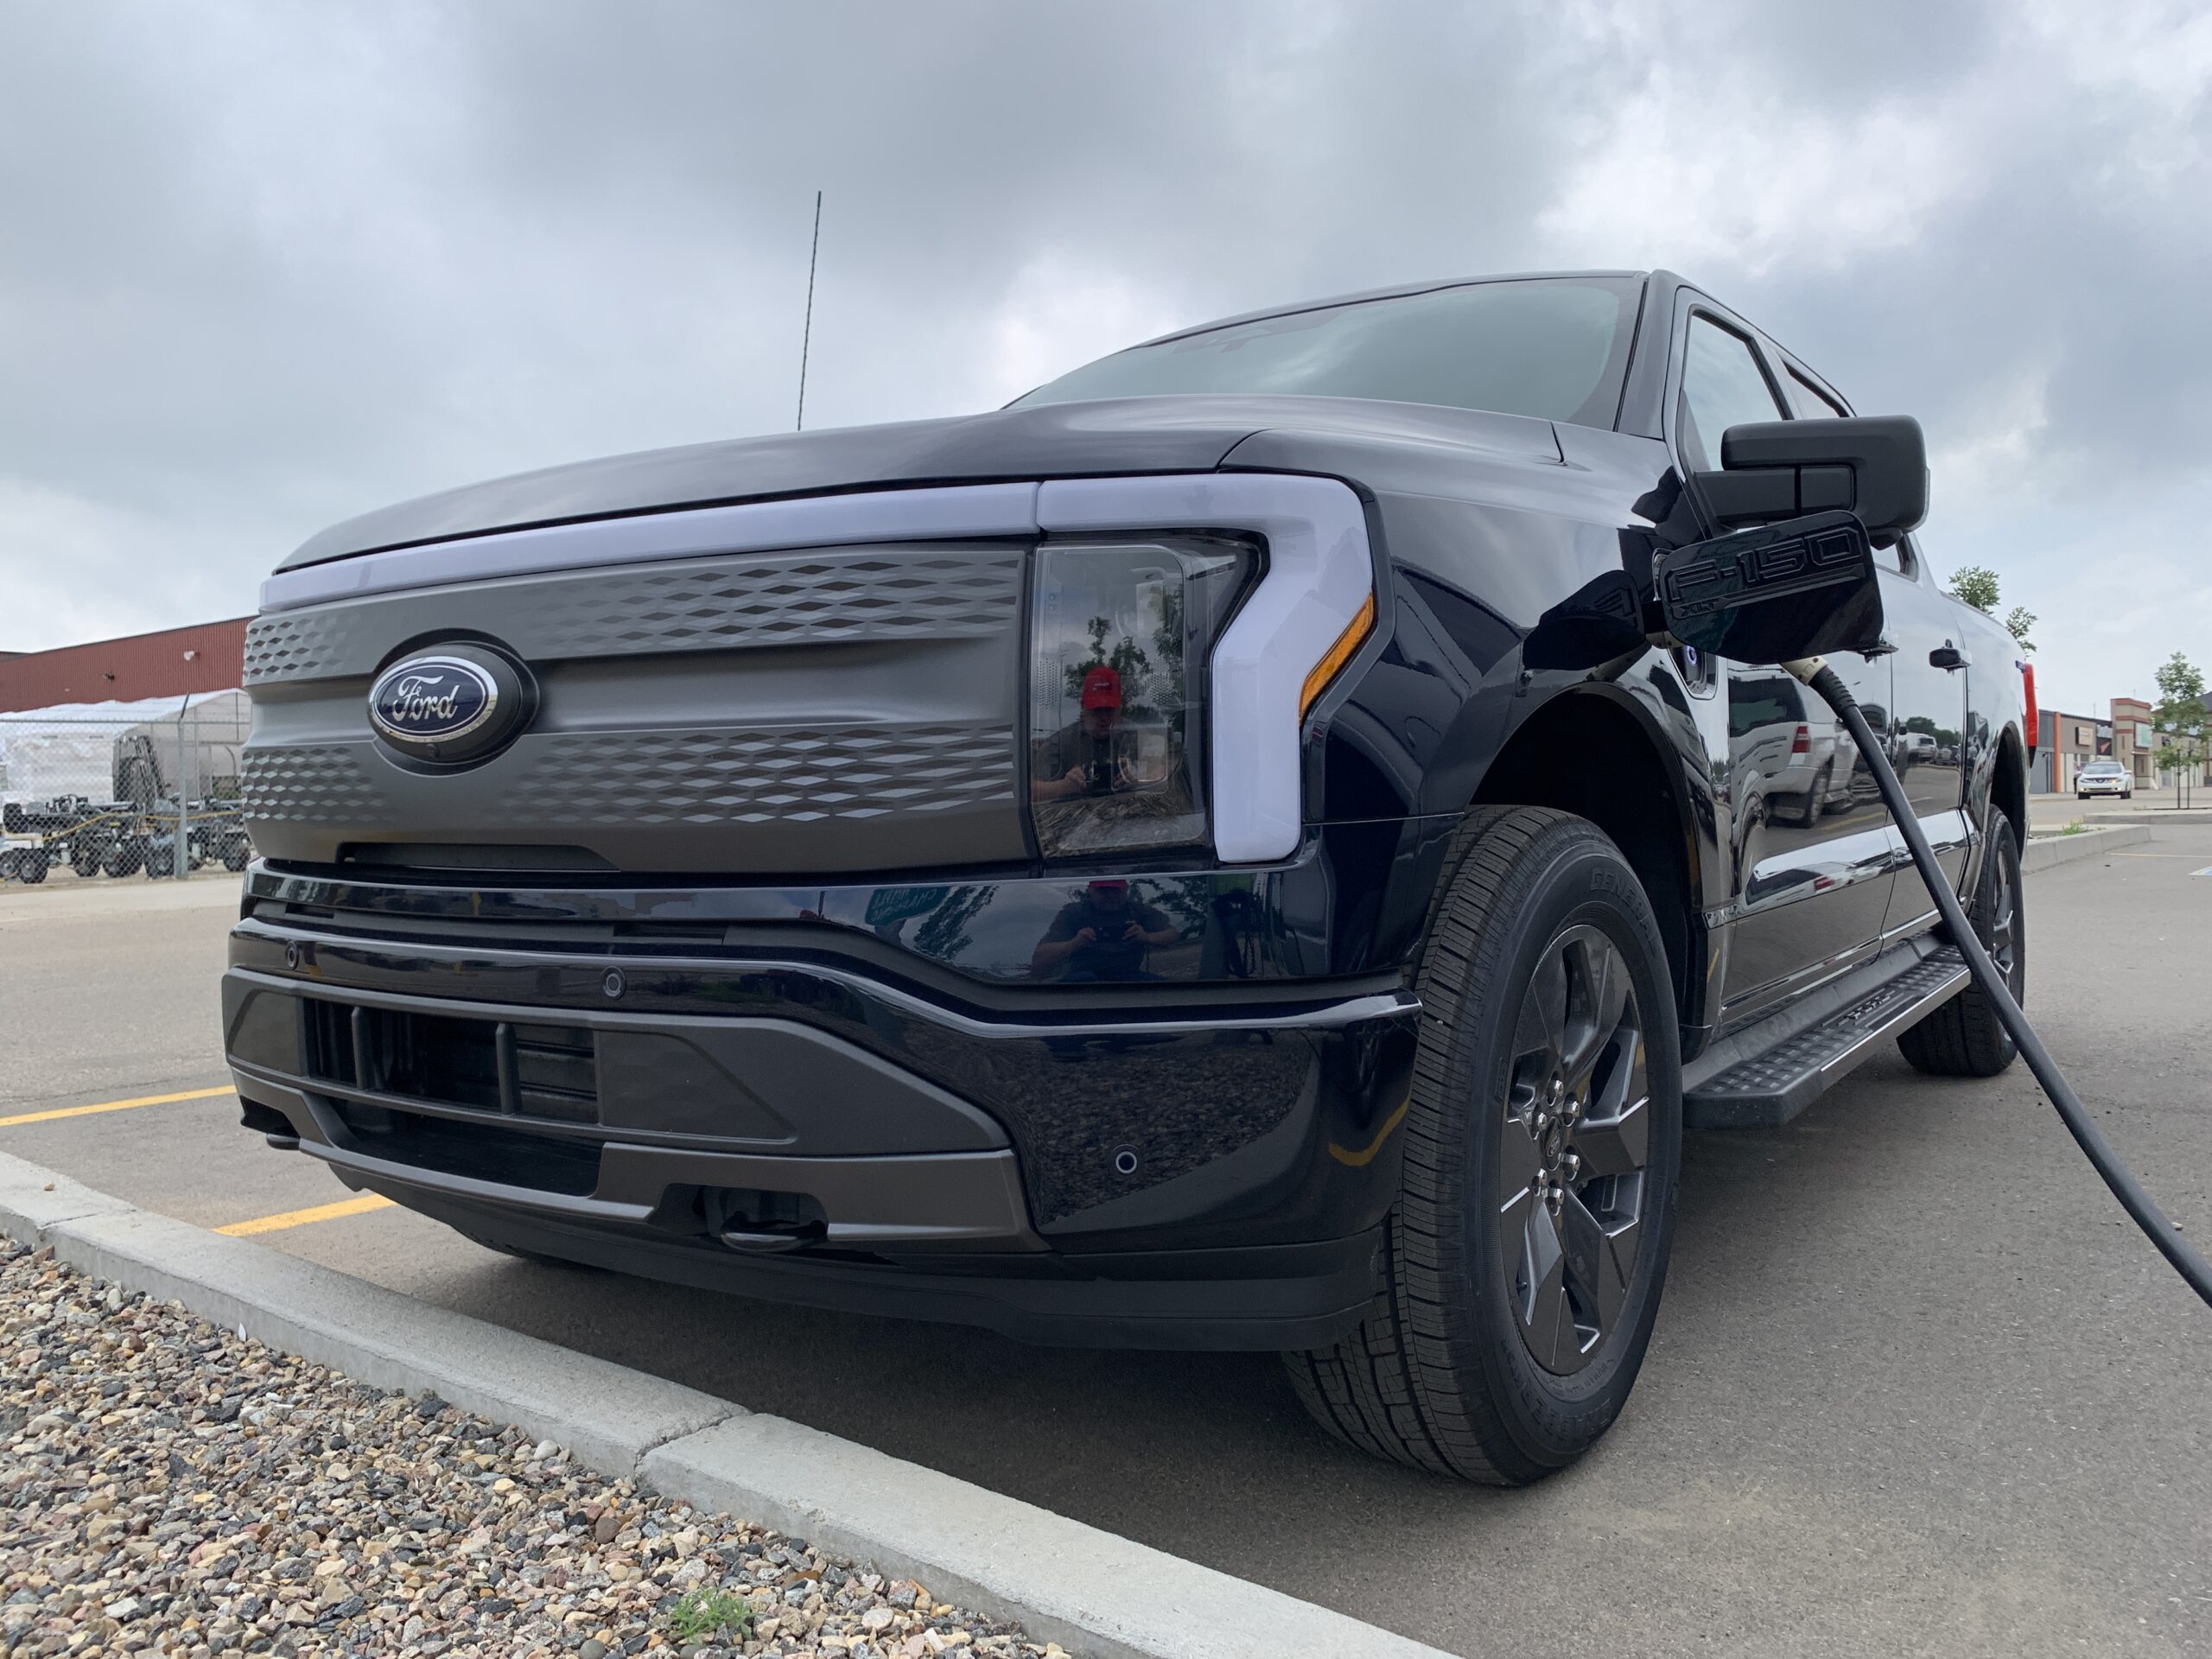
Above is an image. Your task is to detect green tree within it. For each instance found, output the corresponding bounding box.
[1948,566,2036,650]
[1948,566,2001,613]
[2152,651,2208,804]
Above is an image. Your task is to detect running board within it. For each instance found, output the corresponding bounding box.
[1685,946,1969,1129]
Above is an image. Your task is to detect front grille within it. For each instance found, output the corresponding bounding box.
[242,548,1023,685]
[237,539,1029,876]
[327,1100,601,1196]
[301,1000,598,1124]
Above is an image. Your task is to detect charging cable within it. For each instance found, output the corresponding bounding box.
[1783,656,2211,1308]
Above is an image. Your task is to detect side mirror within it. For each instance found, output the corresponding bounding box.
[1695,415,1929,544]
[1654,509,1886,666]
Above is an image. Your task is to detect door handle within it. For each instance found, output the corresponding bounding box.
[1929,642,1969,671]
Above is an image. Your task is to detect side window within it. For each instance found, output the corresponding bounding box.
[1676,315,1786,472]
[1785,368,1847,419]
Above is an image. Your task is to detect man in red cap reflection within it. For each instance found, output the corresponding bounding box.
[1030,664,1134,802]
[1030,877,1179,980]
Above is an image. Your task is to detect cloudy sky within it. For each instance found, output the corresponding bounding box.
[3,0,2208,715]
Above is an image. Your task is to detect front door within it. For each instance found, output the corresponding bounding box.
[1672,306,1900,1021]
[1878,541,1972,937]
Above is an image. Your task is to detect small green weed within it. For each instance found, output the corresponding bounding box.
[663,1586,755,1643]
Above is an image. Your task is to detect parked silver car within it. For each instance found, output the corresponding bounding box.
[2077,758,2133,799]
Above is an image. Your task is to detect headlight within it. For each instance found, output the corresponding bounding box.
[1027,537,1255,859]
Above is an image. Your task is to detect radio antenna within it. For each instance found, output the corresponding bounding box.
[796,190,822,431]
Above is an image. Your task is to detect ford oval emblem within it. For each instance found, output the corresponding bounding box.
[367,649,531,764]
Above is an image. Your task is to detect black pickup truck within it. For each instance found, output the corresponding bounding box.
[223,270,2030,1483]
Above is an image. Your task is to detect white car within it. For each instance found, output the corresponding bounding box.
[2076,760,2133,799]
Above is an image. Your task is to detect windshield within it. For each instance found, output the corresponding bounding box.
[1013,276,1642,429]
[2084,762,2125,774]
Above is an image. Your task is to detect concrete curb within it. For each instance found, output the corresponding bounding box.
[2021,823,2150,874]
[0,1149,1450,1659]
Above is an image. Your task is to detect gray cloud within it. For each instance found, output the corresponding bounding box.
[3,0,2206,712]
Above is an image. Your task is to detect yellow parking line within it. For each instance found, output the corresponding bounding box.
[0,1084,235,1129]
[216,1193,396,1236]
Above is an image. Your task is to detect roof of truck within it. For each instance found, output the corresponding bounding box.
[1133,270,1656,349]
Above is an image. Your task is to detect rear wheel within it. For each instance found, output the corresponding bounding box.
[1791,763,1830,828]
[17,847,49,885]
[1285,806,1682,1484]
[1898,814,2023,1077]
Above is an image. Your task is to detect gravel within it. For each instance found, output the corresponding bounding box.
[0,1238,1065,1659]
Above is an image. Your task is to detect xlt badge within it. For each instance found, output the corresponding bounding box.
[367,645,533,765]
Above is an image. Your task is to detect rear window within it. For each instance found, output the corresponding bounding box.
[1013,276,1642,429]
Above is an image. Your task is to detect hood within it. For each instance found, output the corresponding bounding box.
[278,394,1569,572]
[279,397,1287,571]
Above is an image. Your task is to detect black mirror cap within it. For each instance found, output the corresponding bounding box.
[1654,510,1886,666]
[1698,415,1929,545]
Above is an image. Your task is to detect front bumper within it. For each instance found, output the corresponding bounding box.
[223,887,1418,1350]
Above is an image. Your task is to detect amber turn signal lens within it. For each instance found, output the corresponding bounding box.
[1300,591,1376,716]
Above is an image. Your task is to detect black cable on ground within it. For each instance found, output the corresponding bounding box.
[1791,658,2212,1308]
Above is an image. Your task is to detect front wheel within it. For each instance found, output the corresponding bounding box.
[1285,806,1682,1484]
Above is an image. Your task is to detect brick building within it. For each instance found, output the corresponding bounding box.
[0,619,250,714]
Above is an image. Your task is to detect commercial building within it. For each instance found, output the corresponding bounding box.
[2035,698,2206,795]
[0,620,249,714]
[2033,707,2106,794]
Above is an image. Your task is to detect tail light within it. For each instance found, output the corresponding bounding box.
[2023,663,2038,751]
[1027,537,1255,860]
[1791,723,1810,755]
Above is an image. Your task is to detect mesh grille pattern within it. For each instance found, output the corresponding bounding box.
[496,726,1015,826]
[242,549,1022,685]
[239,747,393,823]
[527,551,1020,658]
[242,610,377,685]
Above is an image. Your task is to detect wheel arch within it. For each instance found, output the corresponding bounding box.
[1465,683,1708,1041]
[1990,723,2028,851]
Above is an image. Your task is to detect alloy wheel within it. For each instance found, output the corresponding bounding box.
[1986,847,2018,986]
[1496,924,1652,1376]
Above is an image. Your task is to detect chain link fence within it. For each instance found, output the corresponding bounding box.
[0,692,253,887]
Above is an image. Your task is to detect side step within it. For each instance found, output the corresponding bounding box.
[1685,944,1968,1129]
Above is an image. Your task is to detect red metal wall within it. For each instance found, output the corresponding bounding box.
[0,619,251,713]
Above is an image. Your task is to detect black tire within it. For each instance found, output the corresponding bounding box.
[1898,814,2023,1077]
[221,833,251,873]
[1284,806,1683,1484]
[104,840,144,879]
[1792,763,1829,829]
[18,847,49,885]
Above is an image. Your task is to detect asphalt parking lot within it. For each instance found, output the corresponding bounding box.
[4,822,2209,1657]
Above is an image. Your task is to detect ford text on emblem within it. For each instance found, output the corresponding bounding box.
[367,648,531,764]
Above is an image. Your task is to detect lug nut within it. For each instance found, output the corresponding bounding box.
[1534,1111,1549,1134]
